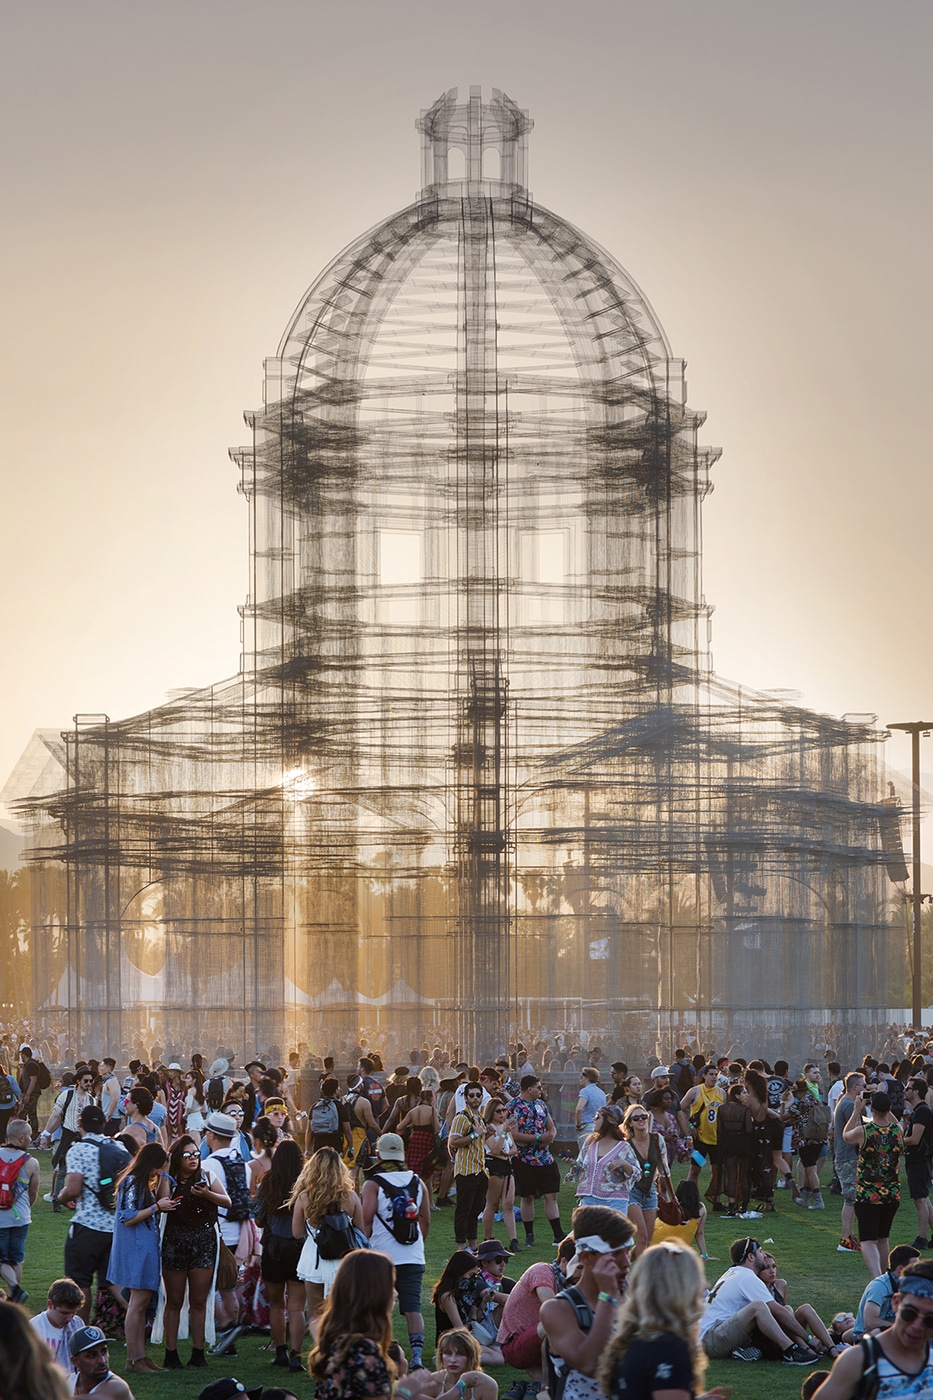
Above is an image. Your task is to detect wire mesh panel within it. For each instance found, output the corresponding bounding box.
[12,88,902,1064]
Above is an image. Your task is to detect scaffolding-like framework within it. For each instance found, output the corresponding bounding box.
[9,88,904,1063]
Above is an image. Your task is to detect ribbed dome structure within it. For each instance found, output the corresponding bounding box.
[9,88,899,1064]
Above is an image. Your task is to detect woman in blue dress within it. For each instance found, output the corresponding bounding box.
[108,1142,175,1374]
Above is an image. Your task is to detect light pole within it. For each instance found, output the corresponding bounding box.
[887,721,933,1029]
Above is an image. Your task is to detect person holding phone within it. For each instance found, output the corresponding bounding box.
[160,1134,230,1369]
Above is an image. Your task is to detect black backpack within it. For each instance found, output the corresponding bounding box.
[35,1062,52,1091]
[206,1077,226,1112]
[852,1334,881,1400]
[371,1171,421,1245]
[545,1285,594,1400]
[314,1201,359,1261]
[220,1152,252,1222]
[93,1138,132,1212]
[0,1078,17,1110]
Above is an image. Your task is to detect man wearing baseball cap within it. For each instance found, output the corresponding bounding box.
[361,1132,431,1370]
[203,1111,247,1354]
[195,1379,263,1400]
[68,1324,135,1397]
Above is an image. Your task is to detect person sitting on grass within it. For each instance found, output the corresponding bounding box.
[495,1236,575,1400]
[29,1277,85,1372]
[401,1328,498,1400]
[68,1325,136,1399]
[757,1251,845,1357]
[432,1251,503,1365]
[809,1258,933,1399]
[698,1236,819,1365]
[539,1204,636,1400]
[852,1243,920,1339]
[597,1241,729,1400]
[650,1179,716,1259]
[0,1300,71,1400]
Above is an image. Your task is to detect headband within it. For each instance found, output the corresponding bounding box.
[898,1276,933,1301]
[568,1233,633,1276]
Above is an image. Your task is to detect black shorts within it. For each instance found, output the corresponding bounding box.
[906,1157,932,1201]
[693,1141,719,1164]
[261,1232,303,1285]
[798,1142,824,1168]
[64,1222,113,1289]
[512,1159,561,1199]
[855,1199,899,1242]
[488,1157,513,1180]
[162,1223,217,1273]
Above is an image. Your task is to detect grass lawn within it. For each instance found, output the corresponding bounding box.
[17,1154,902,1398]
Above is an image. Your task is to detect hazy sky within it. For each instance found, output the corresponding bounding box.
[2,0,932,818]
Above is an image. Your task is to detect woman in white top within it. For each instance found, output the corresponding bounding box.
[481,1099,518,1248]
[183,1071,206,1142]
[573,1105,637,1212]
[291,1145,363,1335]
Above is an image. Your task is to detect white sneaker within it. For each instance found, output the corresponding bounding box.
[43,1193,55,1203]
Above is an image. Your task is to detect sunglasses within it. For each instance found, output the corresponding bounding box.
[180,1150,200,1159]
[899,1305,933,1329]
[629,1113,648,1123]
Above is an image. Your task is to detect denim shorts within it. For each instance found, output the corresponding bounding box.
[0,1224,29,1265]
[628,1180,658,1210]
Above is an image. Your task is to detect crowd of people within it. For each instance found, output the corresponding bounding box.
[2,1029,933,1397]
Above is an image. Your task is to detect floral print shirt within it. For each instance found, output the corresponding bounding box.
[856,1119,902,1205]
[506,1096,555,1166]
[315,1337,392,1400]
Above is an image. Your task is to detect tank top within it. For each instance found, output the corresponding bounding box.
[694,1084,724,1145]
[875,1340,933,1397]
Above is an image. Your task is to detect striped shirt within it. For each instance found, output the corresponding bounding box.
[451,1108,488,1176]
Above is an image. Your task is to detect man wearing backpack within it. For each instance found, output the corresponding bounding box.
[362,1132,432,1371]
[811,1258,933,1399]
[0,1064,20,1141]
[58,1104,131,1322]
[39,1066,99,1209]
[310,1076,352,1156]
[203,1110,251,1355]
[0,1117,39,1303]
[539,1203,635,1400]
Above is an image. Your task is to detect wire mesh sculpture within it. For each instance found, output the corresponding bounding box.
[9,88,904,1063]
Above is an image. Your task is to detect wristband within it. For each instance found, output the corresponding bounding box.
[598,1290,620,1306]
[457,1382,466,1397]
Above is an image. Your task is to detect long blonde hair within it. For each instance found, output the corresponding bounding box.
[288,1144,354,1226]
[597,1242,707,1395]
